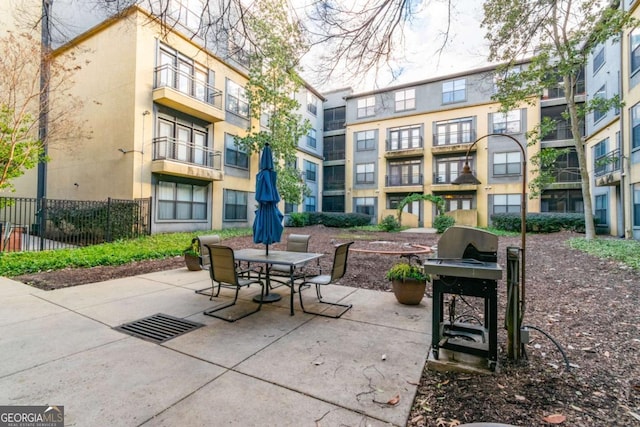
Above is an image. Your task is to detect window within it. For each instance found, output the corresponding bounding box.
[224,134,248,169]
[541,189,584,213]
[442,79,466,103]
[357,96,375,118]
[435,156,467,184]
[634,184,640,226]
[304,195,316,212]
[595,194,608,226]
[307,128,317,148]
[323,165,345,191]
[632,103,640,150]
[356,163,375,184]
[156,45,216,106]
[593,46,605,74]
[224,189,248,220]
[388,126,422,150]
[493,151,521,176]
[387,159,422,186]
[492,110,521,134]
[305,160,317,181]
[155,112,208,166]
[324,134,345,161]
[493,194,521,214]
[493,65,521,94]
[435,118,474,146]
[395,89,416,111]
[324,107,345,131]
[631,28,640,75]
[594,85,607,123]
[284,202,296,214]
[442,195,473,212]
[323,195,344,212]
[356,130,376,151]
[306,91,318,115]
[354,197,376,217]
[226,79,249,118]
[594,139,608,175]
[158,180,207,220]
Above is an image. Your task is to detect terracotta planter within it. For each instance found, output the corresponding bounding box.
[391,279,426,305]
[184,253,202,271]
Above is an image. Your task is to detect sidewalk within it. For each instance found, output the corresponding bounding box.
[0,268,432,426]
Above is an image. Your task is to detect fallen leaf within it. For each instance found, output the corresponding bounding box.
[515,394,526,401]
[438,379,450,387]
[387,394,400,405]
[604,350,610,358]
[497,383,506,389]
[410,414,424,423]
[570,405,583,412]
[542,413,566,424]
[629,411,640,422]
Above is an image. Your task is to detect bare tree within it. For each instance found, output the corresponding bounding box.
[0,31,87,193]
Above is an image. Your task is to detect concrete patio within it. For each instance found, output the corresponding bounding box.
[0,267,433,426]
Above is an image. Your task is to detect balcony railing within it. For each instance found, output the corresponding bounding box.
[594,149,621,177]
[385,174,423,186]
[324,119,346,131]
[152,137,221,169]
[386,137,423,151]
[432,173,464,185]
[549,167,581,183]
[154,64,222,110]
[432,129,476,147]
[324,149,345,161]
[323,181,345,191]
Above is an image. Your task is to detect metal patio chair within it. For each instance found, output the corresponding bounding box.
[268,234,311,288]
[203,244,265,322]
[297,241,354,319]
[193,235,221,296]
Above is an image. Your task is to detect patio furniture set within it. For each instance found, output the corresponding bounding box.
[191,234,354,322]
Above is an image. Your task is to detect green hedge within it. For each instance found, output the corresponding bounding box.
[297,212,372,228]
[490,212,590,233]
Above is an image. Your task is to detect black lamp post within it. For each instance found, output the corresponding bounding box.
[452,133,527,360]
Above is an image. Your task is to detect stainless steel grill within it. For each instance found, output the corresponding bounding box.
[423,226,503,370]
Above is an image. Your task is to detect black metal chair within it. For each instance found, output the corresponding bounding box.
[203,244,265,322]
[269,234,311,287]
[297,241,354,318]
[193,235,221,296]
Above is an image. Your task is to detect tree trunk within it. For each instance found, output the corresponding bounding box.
[564,77,596,240]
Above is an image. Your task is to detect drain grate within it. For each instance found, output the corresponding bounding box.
[114,313,203,343]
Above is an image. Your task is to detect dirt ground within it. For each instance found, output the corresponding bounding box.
[14,225,640,426]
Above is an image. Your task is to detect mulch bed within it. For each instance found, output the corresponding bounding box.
[13,225,640,426]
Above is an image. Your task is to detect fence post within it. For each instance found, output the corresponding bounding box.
[106,197,112,242]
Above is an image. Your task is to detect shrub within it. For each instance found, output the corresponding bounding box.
[385,262,429,282]
[287,212,308,227]
[304,212,372,228]
[433,215,455,233]
[490,212,590,233]
[379,215,401,232]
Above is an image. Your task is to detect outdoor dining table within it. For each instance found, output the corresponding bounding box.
[233,248,324,316]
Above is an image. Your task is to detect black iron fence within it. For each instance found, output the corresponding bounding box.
[0,197,151,252]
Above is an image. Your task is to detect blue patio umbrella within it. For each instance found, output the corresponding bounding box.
[252,143,284,256]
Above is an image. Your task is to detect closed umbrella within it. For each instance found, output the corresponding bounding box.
[253,143,284,255]
[252,143,284,303]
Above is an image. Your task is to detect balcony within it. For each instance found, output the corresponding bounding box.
[431,172,478,191]
[385,174,423,190]
[153,64,224,123]
[385,139,424,158]
[431,140,477,156]
[324,119,346,131]
[595,149,622,187]
[151,137,223,181]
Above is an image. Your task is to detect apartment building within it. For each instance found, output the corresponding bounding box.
[3,3,323,233]
[329,65,542,228]
[620,0,640,239]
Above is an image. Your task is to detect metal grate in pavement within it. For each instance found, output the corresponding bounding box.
[114,313,203,343]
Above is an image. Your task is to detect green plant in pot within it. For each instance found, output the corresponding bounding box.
[183,239,202,271]
[386,261,429,305]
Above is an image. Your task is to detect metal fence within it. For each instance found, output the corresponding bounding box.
[0,197,151,252]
